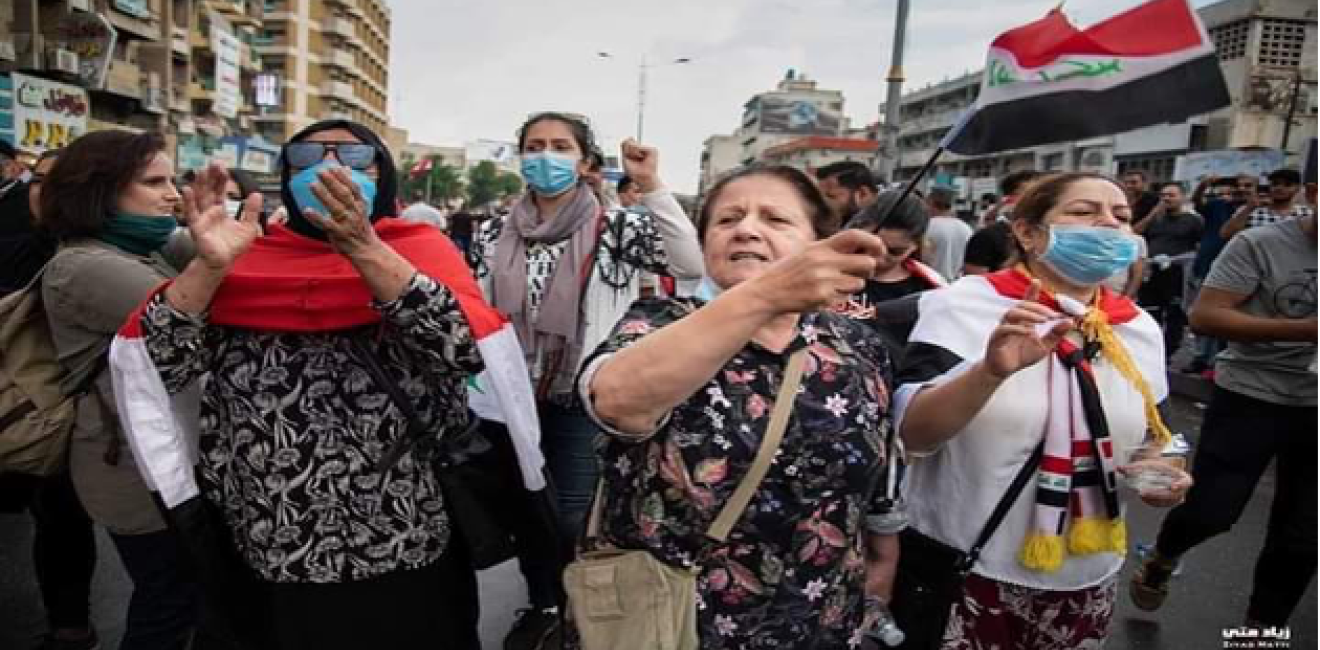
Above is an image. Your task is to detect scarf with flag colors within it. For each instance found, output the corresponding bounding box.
[896,267,1169,573]
[109,219,544,513]
[941,0,1230,156]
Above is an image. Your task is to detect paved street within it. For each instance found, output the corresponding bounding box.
[1,392,1314,649]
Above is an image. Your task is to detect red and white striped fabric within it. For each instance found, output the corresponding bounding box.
[109,220,545,512]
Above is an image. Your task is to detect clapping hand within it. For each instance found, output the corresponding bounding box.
[183,162,263,271]
[303,166,381,257]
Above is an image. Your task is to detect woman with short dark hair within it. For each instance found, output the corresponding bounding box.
[40,129,199,650]
[577,164,900,647]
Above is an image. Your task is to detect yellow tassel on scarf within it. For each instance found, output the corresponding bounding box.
[1078,308,1172,447]
[1020,533,1066,572]
[1067,517,1127,555]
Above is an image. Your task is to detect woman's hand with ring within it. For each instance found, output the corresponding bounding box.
[306,165,381,256]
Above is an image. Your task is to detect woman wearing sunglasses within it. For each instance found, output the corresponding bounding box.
[111,120,492,649]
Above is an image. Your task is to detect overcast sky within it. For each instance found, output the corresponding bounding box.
[388,0,1217,194]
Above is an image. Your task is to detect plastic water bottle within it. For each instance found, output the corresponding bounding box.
[865,598,906,647]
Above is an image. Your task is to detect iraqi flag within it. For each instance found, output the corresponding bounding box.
[410,157,434,179]
[942,0,1231,156]
[108,220,546,514]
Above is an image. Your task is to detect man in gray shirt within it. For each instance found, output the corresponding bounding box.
[1131,215,1316,629]
[922,187,973,281]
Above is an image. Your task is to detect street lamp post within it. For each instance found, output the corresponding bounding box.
[598,52,692,142]
[879,0,911,185]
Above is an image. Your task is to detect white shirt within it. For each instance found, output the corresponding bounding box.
[894,276,1167,590]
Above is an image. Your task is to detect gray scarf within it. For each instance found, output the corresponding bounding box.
[492,183,601,397]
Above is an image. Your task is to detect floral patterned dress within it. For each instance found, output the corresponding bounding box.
[580,299,896,649]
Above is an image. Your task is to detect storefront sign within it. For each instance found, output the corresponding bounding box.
[12,73,89,153]
[55,12,117,89]
[211,23,242,118]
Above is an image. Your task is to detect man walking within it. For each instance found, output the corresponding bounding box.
[1131,213,1317,630]
[1136,182,1205,358]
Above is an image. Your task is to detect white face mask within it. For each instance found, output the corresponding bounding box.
[225,199,243,218]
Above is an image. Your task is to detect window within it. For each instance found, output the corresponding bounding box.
[1209,19,1248,61]
[1257,18,1307,68]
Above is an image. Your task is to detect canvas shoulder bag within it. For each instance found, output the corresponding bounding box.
[565,348,808,650]
[0,267,105,477]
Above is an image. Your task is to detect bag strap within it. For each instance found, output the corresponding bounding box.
[349,337,432,473]
[582,347,808,544]
[962,439,1044,570]
[706,348,807,543]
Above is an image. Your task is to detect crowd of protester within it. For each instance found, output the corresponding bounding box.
[0,117,1313,650]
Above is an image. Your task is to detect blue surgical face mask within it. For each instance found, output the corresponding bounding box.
[288,160,377,224]
[1039,224,1139,286]
[695,276,724,302]
[520,152,579,197]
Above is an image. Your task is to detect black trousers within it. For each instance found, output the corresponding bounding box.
[1139,265,1188,358]
[1155,385,1317,625]
[264,541,481,650]
[16,471,98,632]
[109,529,201,650]
[479,420,563,609]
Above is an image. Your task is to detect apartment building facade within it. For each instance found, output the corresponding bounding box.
[254,0,391,143]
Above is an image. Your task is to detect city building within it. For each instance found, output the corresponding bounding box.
[699,70,854,194]
[255,0,392,143]
[760,136,879,170]
[1,0,279,180]
[881,0,1316,191]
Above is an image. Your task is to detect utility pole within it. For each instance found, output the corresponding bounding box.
[1280,70,1302,154]
[637,55,648,141]
[879,0,911,186]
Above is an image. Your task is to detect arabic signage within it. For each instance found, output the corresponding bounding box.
[12,73,89,154]
[757,97,842,135]
[55,12,117,90]
[1173,148,1286,183]
[177,135,280,174]
[211,21,242,118]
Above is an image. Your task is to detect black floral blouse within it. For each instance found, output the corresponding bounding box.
[580,299,896,649]
[140,274,483,583]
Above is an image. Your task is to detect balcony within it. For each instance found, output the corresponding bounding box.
[104,60,143,99]
[323,17,356,40]
[321,80,354,99]
[326,49,357,72]
[171,26,190,56]
[241,44,262,71]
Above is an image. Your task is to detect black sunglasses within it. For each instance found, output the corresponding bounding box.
[284,141,377,170]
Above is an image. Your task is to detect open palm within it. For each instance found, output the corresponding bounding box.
[184,163,262,270]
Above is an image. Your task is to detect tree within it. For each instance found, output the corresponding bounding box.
[466,160,502,209]
[494,171,523,198]
[399,155,465,207]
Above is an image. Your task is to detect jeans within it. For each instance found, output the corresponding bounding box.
[108,529,200,650]
[539,399,601,557]
[1155,386,1317,626]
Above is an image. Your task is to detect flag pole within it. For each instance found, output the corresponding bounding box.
[866,146,945,233]
[866,106,974,232]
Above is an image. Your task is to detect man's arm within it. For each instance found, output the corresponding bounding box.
[1190,287,1316,343]
[1219,201,1256,240]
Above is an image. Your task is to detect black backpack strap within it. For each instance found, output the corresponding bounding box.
[960,440,1044,571]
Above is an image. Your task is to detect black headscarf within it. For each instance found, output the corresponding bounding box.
[280,119,399,241]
